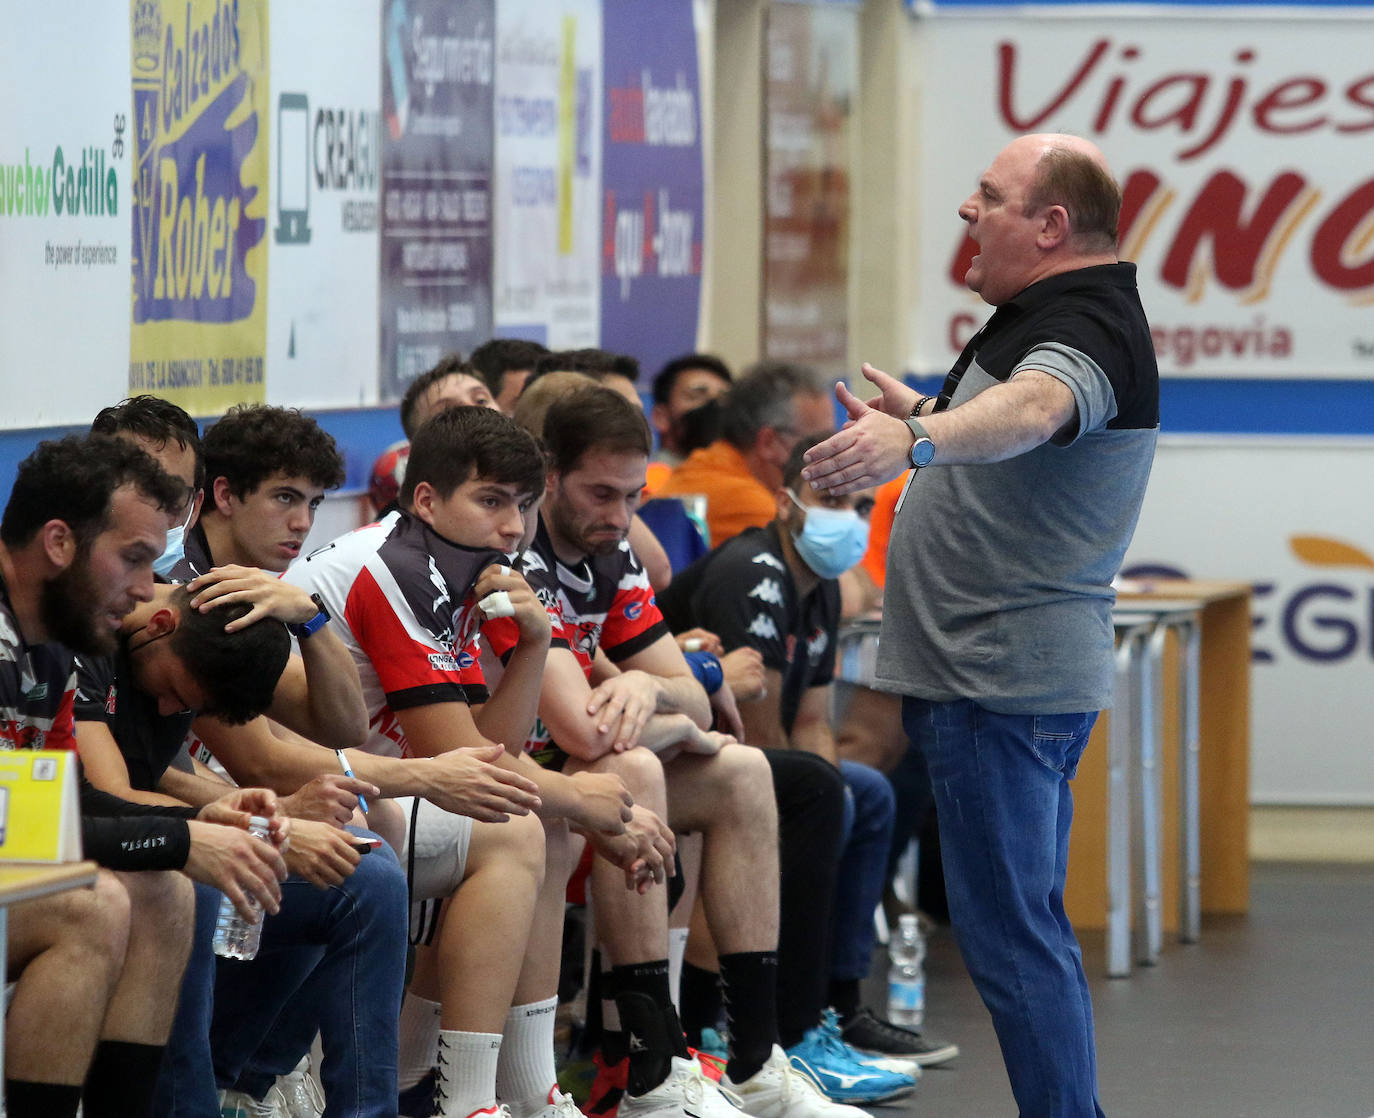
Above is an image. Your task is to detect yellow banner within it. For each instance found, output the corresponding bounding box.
[128,0,269,414]
[0,750,82,863]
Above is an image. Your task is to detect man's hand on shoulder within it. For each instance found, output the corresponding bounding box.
[189,566,321,631]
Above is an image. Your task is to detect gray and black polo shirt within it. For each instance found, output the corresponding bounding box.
[877,262,1159,715]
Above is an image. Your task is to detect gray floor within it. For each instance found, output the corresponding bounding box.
[861,863,1374,1118]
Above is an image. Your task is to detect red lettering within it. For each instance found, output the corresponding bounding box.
[948,312,978,352]
[642,189,655,274]
[1131,74,1209,133]
[1338,75,1374,133]
[1119,168,1164,246]
[1310,178,1374,292]
[602,188,616,265]
[1252,78,1328,134]
[997,38,1111,131]
[1177,52,1253,161]
[1160,170,1308,292]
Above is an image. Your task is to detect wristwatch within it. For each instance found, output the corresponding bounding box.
[905,418,936,470]
[288,593,331,639]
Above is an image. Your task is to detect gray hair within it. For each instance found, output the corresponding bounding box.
[720,361,826,449]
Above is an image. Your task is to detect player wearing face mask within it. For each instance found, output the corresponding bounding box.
[658,432,958,1089]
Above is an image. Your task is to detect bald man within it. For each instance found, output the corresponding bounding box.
[803,134,1159,1117]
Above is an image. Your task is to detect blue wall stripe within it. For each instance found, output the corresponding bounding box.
[2,376,1371,510]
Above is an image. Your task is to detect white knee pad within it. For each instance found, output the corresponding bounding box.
[397,797,473,944]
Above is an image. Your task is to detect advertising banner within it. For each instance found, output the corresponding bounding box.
[0,8,131,429]
[128,0,270,414]
[763,2,856,372]
[378,0,495,402]
[267,0,382,410]
[599,0,704,377]
[1125,441,1374,804]
[917,15,1374,378]
[492,0,602,349]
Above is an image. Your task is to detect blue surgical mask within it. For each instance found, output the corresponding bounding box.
[153,501,196,579]
[786,489,870,580]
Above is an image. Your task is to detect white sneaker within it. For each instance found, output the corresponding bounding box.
[274,1055,326,1118]
[219,1088,284,1118]
[511,1086,584,1118]
[723,1046,869,1118]
[617,1055,745,1118]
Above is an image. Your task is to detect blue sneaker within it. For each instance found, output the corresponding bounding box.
[696,1026,730,1062]
[785,1014,917,1105]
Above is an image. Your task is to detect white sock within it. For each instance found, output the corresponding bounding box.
[399,994,443,1090]
[437,1030,503,1118]
[496,997,560,1117]
[667,928,689,1013]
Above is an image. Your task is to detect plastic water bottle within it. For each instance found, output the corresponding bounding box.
[212,815,272,960]
[887,913,926,1027]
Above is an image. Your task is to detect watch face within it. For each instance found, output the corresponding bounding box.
[911,438,935,468]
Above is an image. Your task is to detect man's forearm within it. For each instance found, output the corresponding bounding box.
[157,765,234,809]
[653,675,712,730]
[917,371,1075,464]
[474,638,548,753]
[291,629,368,746]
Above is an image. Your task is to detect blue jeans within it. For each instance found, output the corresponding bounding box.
[830,760,896,982]
[902,698,1104,1118]
[159,829,409,1117]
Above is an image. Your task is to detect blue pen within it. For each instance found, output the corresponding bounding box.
[335,749,369,814]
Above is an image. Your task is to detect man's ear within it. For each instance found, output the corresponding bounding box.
[774,486,792,524]
[211,476,235,517]
[650,402,671,438]
[1038,204,1071,249]
[409,480,435,523]
[39,520,77,572]
[143,606,179,640]
[189,487,205,526]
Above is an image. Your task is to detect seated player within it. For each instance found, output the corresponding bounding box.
[470,338,550,416]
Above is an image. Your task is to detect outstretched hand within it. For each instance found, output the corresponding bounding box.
[802,369,916,497]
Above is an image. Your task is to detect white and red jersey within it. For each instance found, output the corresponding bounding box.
[283,511,507,758]
[483,517,666,761]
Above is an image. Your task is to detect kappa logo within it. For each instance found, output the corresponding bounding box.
[521,550,550,576]
[807,628,829,661]
[751,552,785,572]
[748,578,784,606]
[747,614,779,641]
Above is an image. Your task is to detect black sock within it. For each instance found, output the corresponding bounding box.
[719,950,778,1084]
[83,1041,166,1118]
[600,966,628,1064]
[678,962,723,1047]
[611,961,687,1095]
[828,978,862,1023]
[5,1080,82,1118]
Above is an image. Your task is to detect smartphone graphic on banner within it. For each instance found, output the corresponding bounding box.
[276,93,312,244]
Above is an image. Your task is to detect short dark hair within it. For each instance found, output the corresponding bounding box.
[782,431,836,490]
[720,361,827,450]
[400,353,485,439]
[469,338,549,394]
[1,434,185,548]
[530,348,640,387]
[169,588,291,725]
[202,405,345,500]
[400,406,546,507]
[91,395,205,490]
[1025,147,1121,251]
[542,386,652,475]
[651,353,732,407]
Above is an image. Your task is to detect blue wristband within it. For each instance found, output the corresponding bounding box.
[684,650,724,695]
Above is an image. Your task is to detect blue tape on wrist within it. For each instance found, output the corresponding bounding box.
[684,650,724,695]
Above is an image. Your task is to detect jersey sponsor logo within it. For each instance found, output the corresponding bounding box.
[456,649,476,670]
[748,613,780,641]
[571,620,604,660]
[624,600,643,621]
[0,719,47,750]
[807,628,829,661]
[751,552,785,571]
[428,652,461,672]
[105,684,117,715]
[748,578,784,606]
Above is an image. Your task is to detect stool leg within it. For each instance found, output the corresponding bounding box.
[1179,620,1203,944]
[1107,635,1136,978]
[1135,626,1165,966]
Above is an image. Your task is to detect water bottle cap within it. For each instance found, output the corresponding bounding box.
[248,815,270,829]
[898,913,920,932]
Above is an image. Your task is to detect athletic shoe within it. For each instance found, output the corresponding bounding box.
[785,1019,917,1105]
[518,1086,586,1118]
[723,1045,868,1118]
[275,1055,325,1118]
[399,1069,439,1117]
[839,1006,960,1067]
[616,1055,745,1118]
[582,1051,628,1118]
[695,1028,730,1062]
[812,1010,920,1079]
[689,1047,727,1084]
[219,1089,283,1118]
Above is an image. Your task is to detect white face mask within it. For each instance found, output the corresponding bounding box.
[785,489,870,580]
[153,499,197,579]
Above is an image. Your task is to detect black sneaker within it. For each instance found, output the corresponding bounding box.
[398,1069,438,1117]
[840,1006,959,1067]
